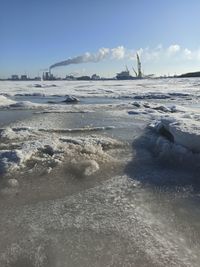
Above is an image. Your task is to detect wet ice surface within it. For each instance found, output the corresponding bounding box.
[0,79,200,266]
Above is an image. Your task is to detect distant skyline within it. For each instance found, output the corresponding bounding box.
[1,0,200,78]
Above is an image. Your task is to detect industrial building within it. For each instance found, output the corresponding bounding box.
[42,71,56,81]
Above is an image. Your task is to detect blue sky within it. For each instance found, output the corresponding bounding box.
[1,0,200,78]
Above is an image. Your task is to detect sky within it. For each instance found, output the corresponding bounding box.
[1,0,200,78]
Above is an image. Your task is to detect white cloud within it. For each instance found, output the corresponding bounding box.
[107,44,200,75]
[111,46,125,59]
[196,49,200,60]
[183,48,192,59]
[167,44,181,54]
[97,47,110,60]
[138,47,162,62]
[136,48,144,57]
[127,44,200,63]
[117,44,200,67]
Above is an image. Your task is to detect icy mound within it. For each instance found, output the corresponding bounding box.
[0,95,16,107]
[63,95,79,103]
[0,128,123,176]
[142,118,200,169]
[0,96,42,110]
[59,135,124,176]
[151,118,200,152]
[0,95,45,110]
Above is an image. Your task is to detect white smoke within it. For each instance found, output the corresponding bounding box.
[50,47,110,70]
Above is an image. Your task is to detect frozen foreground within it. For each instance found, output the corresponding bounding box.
[0,79,200,266]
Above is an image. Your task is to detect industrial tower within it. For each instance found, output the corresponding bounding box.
[136,53,142,78]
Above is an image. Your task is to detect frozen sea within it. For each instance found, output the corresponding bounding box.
[0,78,200,266]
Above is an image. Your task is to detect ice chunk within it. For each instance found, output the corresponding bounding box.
[0,128,17,140]
[63,95,79,103]
[132,101,141,108]
[0,95,16,107]
[151,118,200,153]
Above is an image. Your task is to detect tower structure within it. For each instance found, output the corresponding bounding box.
[136,53,142,78]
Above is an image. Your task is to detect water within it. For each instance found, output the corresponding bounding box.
[0,110,33,127]
[0,79,200,266]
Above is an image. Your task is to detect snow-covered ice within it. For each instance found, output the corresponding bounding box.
[0,78,200,266]
[0,126,124,176]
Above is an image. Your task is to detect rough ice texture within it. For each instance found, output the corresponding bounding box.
[0,79,200,266]
[1,78,200,174]
[0,127,123,176]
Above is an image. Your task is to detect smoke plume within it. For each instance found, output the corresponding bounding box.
[50,48,110,70]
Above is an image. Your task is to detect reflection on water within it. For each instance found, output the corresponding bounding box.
[0,110,33,127]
